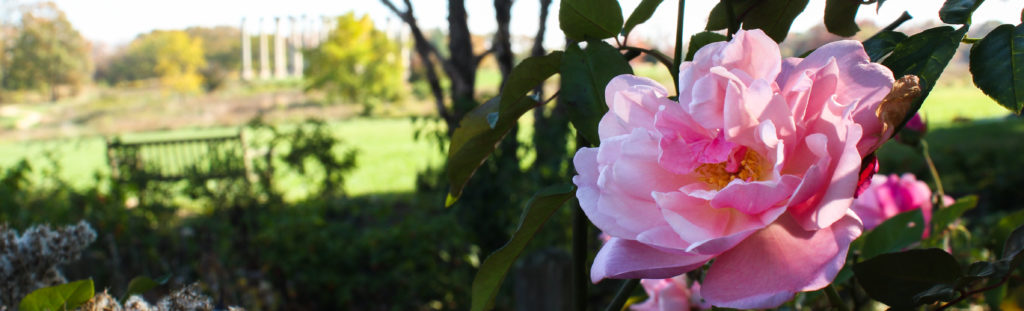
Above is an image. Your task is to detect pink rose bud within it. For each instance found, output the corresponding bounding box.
[851,173,939,238]
[631,275,710,311]
[896,113,926,146]
[573,29,894,309]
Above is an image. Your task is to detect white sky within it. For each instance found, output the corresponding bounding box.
[46,0,1024,48]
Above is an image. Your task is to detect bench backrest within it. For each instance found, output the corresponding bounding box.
[106,133,252,183]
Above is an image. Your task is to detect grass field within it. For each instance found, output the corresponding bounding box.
[0,118,445,197]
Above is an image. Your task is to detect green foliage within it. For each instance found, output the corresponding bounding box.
[854,249,963,309]
[931,195,978,237]
[823,0,862,37]
[685,31,728,61]
[860,209,925,259]
[969,23,1024,114]
[558,0,623,41]
[185,26,242,91]
[622,0,663,37]
[560,41,632,145]
[940,0,984,25]
[304,13,404,111]
[446,52,563,203]
[2,2,91,98]
[104,30,207,93]
[862,30,908,62]
[706,0,810,42]
[19,279,94,311]
[470,184,575,311]
[1004,224,1024,268]
[882,25,968,135]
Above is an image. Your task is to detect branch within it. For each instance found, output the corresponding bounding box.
[380,0,455,127]
[474,46,497,67]
[382,0,462,84]
[936,275,1011,310]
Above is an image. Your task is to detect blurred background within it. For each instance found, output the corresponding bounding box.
[0,0,1023,309]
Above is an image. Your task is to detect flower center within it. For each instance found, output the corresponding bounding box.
[694,147,765,190]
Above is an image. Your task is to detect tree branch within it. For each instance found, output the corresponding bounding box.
[380,0,455,128]
[474,46,496,68]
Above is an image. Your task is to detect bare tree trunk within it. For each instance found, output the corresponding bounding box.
[493,0,513,88]
[447,0,476,119]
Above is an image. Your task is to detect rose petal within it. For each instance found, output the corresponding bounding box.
[591,237,711,283]
[701,213,862,309]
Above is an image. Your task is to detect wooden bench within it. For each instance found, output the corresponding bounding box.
[105,132,255,183]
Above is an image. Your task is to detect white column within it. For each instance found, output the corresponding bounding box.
[274,17,287,79]
[291,16,304,78]
[241,18,254,81]
[259,17,270,80]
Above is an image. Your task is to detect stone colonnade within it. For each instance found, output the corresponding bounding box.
[240,16,334,81]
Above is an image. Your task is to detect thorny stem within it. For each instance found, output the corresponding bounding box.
[605,279,641,311]
[825,284,851,311]
[919,140,947,207]
[673,0,685,95]
[573,134,589,311]
[936,275,1011,310]
[620,46,675,74]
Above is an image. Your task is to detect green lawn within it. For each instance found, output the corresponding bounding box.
[0,118,445,197]
[0,82,1011,198]
[919,85,1011,126]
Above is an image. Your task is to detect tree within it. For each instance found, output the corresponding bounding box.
[2,2,91,101]
[106,30,206,93]
[303,13,404,112]
[185,26,241,91]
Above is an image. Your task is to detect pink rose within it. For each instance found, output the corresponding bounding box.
[631,275,710,311]
[572,30,894,308]
[852,173,953,237]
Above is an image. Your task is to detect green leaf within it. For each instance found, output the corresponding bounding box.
[560,0,623,41]
[446,52,563,204]
[499,52,564,115]
[685,31,728,61]
[470,184,576,311]
[939,0,982,25]
[862,30,907,62]
[969,23,1024,114]
[930,195,977,238]
[1002,223,1024,268]
[623,0,663,36]
[967,261,998,278]
[19,279,95,311]
[121,275,169,302]
[560,41,633,145]
[706,0,811,42]
[860,209,925,259]
[824,0,861,37]
[913,283,957,305]
[882,25,968,134]
[853,249,963,309]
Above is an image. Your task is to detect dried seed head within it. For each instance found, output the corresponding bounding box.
[876,75,923,140]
